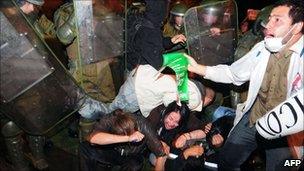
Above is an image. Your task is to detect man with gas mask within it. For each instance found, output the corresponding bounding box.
[185,0,303,170]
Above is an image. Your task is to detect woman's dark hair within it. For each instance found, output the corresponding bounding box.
[160,101,190,145]
[111,110,138,136]
[163,101,190,131]
[274,0,304,33]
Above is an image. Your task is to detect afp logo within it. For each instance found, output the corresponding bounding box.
[284,159,301,167]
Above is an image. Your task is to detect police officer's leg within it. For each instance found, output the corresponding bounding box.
[27,135,48,170]
[1,120,29,171]
[78,117,96,142]
[218,114,258,171]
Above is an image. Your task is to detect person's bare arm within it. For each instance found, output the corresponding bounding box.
[184,53,207,76]
[175,130,206,148]
[88,131,144,145]
[154,156,167,171]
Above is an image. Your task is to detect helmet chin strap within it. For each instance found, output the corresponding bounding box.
[174,24,182,30]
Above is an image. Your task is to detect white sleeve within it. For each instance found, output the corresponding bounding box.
[204,42,264,86]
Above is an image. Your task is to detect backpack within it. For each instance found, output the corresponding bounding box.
[126,13,155,70]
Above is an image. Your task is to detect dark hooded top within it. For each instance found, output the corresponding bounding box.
[129,0,174,70]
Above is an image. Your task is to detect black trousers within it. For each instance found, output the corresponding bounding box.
[79,142,144,171]
[218,114,293,171]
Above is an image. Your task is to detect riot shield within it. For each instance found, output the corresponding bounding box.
[0,0,85,135]
[184,0,238,66]
[73,0,124,65]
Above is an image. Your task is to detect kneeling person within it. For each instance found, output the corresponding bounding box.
[79,110,166,171]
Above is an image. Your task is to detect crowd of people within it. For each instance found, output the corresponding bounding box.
[78,0,303,171]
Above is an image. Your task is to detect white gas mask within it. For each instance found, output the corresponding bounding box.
[264,24,296,53]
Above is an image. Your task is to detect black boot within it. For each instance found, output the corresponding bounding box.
[1,121,30,171]
[79,118,95,142]
[27,135,49,170]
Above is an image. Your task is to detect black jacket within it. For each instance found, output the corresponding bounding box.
[93,113,165,157]
[147,104,206,146]
[147,104,207,171]
[128,0,174,70]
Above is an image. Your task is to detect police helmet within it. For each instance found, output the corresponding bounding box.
[257,5,273,28]
[200,0,224,16]
[200,0,225,6]
[170,3,188,17]
[252,5,273,35]
[27,0,44,6]
[17,0,44,6]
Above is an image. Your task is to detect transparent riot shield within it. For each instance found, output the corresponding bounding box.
[0,12,53,103]
[184,0,238,66]
[0,0,85,135]
[71,0,125,102]
[74,0,124,65]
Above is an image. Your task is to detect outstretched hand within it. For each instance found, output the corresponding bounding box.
[210,27,221,36]
[183,53,206,76]
[171,34,186,44]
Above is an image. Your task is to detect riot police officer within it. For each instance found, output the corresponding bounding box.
[17,1,49,168]
[53,1,125,141]
[163,2,188,37]
[234,5,273,61]
[54,2,118,103]
[1,1,49,171]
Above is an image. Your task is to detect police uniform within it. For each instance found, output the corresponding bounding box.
[54,3,116,103]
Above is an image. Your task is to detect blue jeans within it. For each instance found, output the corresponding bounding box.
[78,71,139,119]
[212,106,235,122]
[218,113,293,171]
